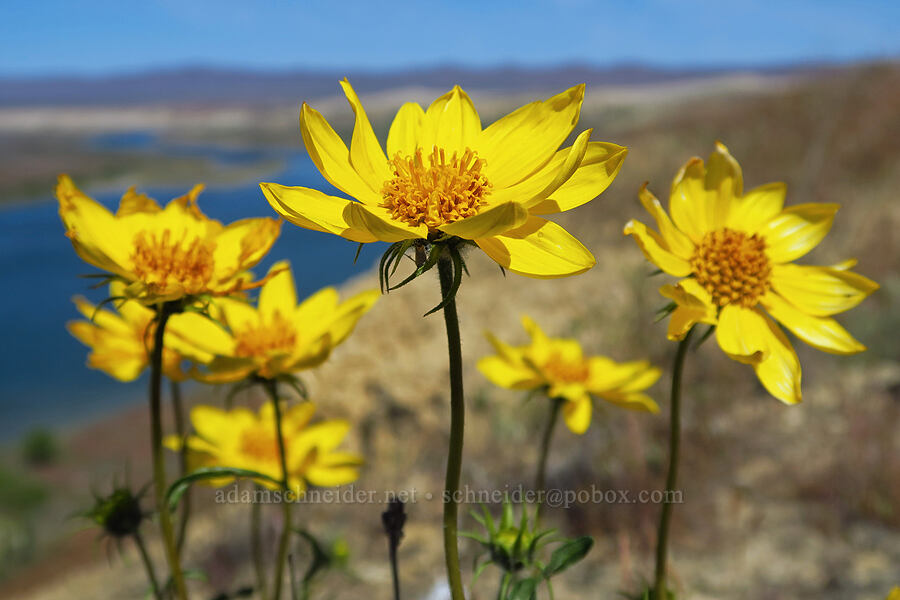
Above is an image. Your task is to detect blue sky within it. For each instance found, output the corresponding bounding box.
[2,0,898,76]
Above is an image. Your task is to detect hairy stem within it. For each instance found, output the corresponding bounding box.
[133,530,163,600]
[251,486,269,600]
[150,303,188,600]
[171,380,192,555]
[534,397,563,522]
[437,254,466,600]
[653,326,694,600]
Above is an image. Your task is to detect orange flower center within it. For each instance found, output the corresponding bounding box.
[542,353,590,384]
[691,228,771,308]
[131,230,215,296]
[239,424,282,463]
[381,147,492,230]
[234,312,298,359]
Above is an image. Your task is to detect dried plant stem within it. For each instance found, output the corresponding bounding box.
[149,303,188,600]
[653,326,694,600]
[437,255,466,600]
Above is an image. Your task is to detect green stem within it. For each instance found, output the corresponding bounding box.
[497,572,511,600]
[389,535,401,600]
[653,326,694,600]
[171,380,192,555]
[265,379,293,600]
[437,254,466,600]
[133,530,163,600]
[251,485,269,600]
[534,397,563,522]
[150,303,188,600]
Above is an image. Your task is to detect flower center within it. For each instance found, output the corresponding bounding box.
[542,353,590,384]
[690,228,771,308]
[380,147,492,230]
[234,312,297,359]
[239,425,281,463]
[131,230,215,296]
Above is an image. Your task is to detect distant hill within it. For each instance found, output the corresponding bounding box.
[0,63,827,107]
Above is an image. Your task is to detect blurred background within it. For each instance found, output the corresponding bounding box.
[1,1,898,598]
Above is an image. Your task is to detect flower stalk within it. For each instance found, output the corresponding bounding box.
[653,326,694,600]
[437,253,466,600]
[149,301,188,600]
[133,530,163,600]
[534,396,563,522]
[265,379,293,600]
[171,380,192,554]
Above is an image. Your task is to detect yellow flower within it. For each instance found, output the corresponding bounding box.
[261,80,627,278]
[624,142,878,404]
[887,587,900,600]
[176,260,378,383]
[478,315,661,434]
[57,176,281,304]
[67,282,214,382]
[165,401,362,494]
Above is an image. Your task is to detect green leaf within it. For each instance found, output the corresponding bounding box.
[543,536,593,578]
[165,467,281,512]
[507,577,537,600]
[353,242,365,265]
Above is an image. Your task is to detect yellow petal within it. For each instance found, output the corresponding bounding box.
[715,304,770,365]
[387,102,426,158]
[294,287,339,332]
[478,84,585,188]
[770,263,878,316]
[529,143,627,215]
[623,219,692,276]
[72,296,132,336]
[344,202,428,242]
[762,292,866,355]
[260,183,376,243]
[668,157,709,242]
[166,312,234,358]
[212,217,281,282]
[420,85,481,155]
[339,79,391,188]
[258,261,297,319]
[189,405,233,442]
[726,182,785,233]
[587,358,660,393]
[477,356,542,390]
[305,464,361,488]
[752,315,802,404]
[763,203,839,263]
[562,396,592,434]
[116,187,161,216]
[299,103,383,203]
[218,297,259,332]
[637,183,694,259]
[476,216,595,278]
[703,141,742,228]
[596,391,660,413]
[438,201,529,239]
[324,289,379,346]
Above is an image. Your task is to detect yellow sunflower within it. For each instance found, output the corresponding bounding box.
[57,175,281,304]
[478,315,661,434]
[165,401,362,494]
[175,260,379,383]
[67,281,214,382]
[261,79,627,278]
[624,142,878,404]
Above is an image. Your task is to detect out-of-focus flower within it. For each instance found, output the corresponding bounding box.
[886,586,900,600]
[67,281,215,382]
[262,79,627,278]
[165,401,361,494]
[478,316,661,434]
[624,142,878,404]
[57,176,281,304]
[176,260,378,383]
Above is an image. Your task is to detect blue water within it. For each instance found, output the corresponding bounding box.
[0,143,385,441]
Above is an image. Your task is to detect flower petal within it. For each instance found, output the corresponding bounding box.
[623,219,692,277]
[762,291,865,355]
[260,183,376,243]
[324,289,379,347]
[299,103,383,203]
[770,263,878,316]
[726,182,786,233]
[212,217,281,282]
[562,395,592,434]
[529,143,627,215]
[703,141,742,228]
[344,202,427,242]
[477,356,542,390]
[167,311,235,357]
[478,84,584,188]
[637,183,694,259]
[752,314,802,404]
[476,216,595,278]
[339,78,391,188]
[668,157,709,242]
[715,304,770,365]
[386,102,426,158]
[258,261,297,319]
[438,201,529,239]
[294,287,339,332]
[420,85,481,155]
[596,391,660,413]
[763,203,839,263]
